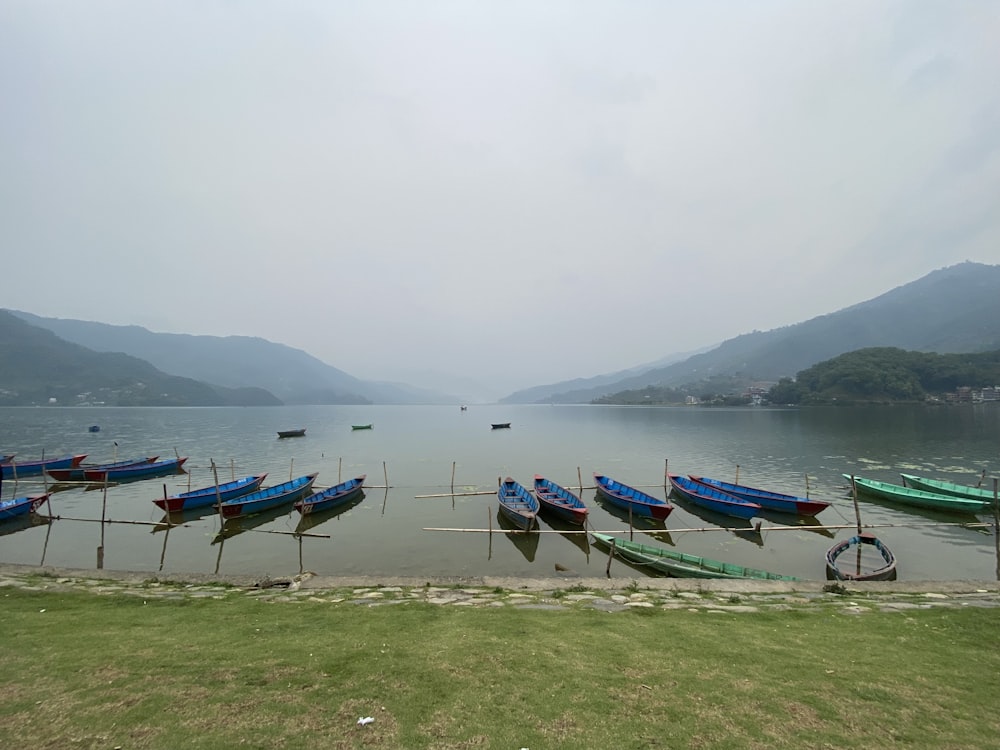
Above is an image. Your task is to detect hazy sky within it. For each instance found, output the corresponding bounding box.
[2,2,999,400]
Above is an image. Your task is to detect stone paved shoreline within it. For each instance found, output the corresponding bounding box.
[3,562,999,615]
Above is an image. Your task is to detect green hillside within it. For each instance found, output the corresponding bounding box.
[0,311,280,407]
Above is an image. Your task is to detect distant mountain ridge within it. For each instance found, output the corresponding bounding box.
[9,312,457,405]
[501,262,1000,403]
[0,311,280,407]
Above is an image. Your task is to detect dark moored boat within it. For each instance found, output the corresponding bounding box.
[84,457,188,483]
[277,429,306,439]
[153,474,268,512]
[533,475,588,526]
[900,473,998,504]
[220,473,318,519]
[295,475,366,515]
[497,477,538,531]
[2,454,87,480]
[826,533,897,581]
[351,424,373,431]
[0,494,49,522]
[687,475,828,516]
[845,474,989,514]
[491,422,511,430]
[591,532,798,580]
[48,456,158,482]
[594,474,673,520]
[668,474,761,520]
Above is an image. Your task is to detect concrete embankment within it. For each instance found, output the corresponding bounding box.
[2,562,999,615]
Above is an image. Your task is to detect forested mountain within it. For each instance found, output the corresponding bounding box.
[769,347,1000,404]
[510,262,1000,404]
[10,312,455,405]
[0,311,280,407]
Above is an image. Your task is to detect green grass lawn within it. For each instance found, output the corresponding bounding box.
[3,585,999,749]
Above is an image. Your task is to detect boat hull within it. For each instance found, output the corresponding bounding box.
[668,475,760,520]
[594,474,673,520]
[221,474,318,518]
[2,454,86,479]
[688,475,829,516]
[0,494,49,522]
[591,533,797,580]
[84,457,188,483]
[845,474,988,513]
[497,478,538,531]
[49,456,158,483]
[295,475,366,515]
[826,534,897,581]
[900,473,998,503]
[533,475,588,526]
[154,474,268,512]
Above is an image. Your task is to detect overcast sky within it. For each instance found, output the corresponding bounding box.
[2,2,998,401]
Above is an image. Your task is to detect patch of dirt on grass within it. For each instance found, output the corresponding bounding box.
[537,712,582,741]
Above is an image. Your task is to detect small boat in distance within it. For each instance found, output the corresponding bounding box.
[2,453,87,479]
[900,473,998,503]
[687,475,829,516]
[277,428,306,439]
[533,475,588,526]
[0,494,50,522]
[153,474,268,512]
[351,424,373,431]
[826,533,897,581]
[594,474,673,520]
[295,475,366,515]
[497,477,538,531]
[668,474,761,520]
[491,422,511,430]
[591,533,798,580]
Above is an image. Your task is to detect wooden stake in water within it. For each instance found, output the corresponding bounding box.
[577,466,583,494]
[289,459,294,482]
[735,464,741,484]
[605,538,616,577]
[451,461,456,495]
[339,457,343,483]
[383,461,388,488]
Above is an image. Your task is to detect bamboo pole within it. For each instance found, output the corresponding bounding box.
[422,520,993,534]
[289,458,294,482]
[339,457,343,483]
[849,474,863,534]
[98,471,109,569]
[451,461,456,495]
[735,464,741,484]
[230,458,236,482]
[994,478,999,581]
[605,538,616,577]
[383,461,388,488]
[578,466,583,494]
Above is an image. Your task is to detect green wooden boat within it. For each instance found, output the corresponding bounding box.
[351,424,373,431]
[844,474,989,513]
[590,532,798,580]
[900,473,998,504]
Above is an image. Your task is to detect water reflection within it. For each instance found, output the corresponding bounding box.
[496,510,539,563]
[294,491,365,535]
[669,493,764,547]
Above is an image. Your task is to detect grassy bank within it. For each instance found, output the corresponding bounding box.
[3,583,1000,749]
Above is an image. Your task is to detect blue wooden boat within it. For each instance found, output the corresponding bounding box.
[594,473,673,520]
[48,456,159,482]
[0,494,49,522]
[687,475,829,516]
[497,477,538,531]
[533,475,588,526]
[153,474,268,512]
[2,453,87,479]
[220,473,318,518]
[295,475,366,515]
[84,457,188,483]
[668,474,761,520]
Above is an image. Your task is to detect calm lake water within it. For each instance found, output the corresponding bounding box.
[2,404,998,582]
